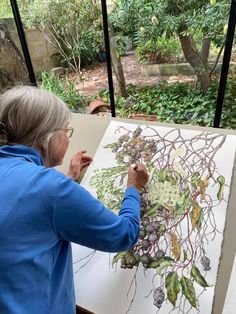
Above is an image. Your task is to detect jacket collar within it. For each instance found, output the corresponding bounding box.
[0,144,44,166]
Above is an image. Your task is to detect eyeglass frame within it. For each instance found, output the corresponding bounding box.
[53,126,74,138]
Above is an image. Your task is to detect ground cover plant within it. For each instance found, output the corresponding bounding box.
[99,79,236,129]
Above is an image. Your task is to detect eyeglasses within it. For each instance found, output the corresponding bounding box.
[54,126,74,138]
[64,127,74,138]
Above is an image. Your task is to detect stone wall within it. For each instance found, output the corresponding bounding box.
[141,62,236,77]
[0,18,59,86]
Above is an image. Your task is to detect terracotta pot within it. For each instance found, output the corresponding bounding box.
[89,98,110,114]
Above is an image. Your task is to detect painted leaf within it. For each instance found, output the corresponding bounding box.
[156,260,172,275]
[199,176,209,200]
[147,167,157,185]
[158,168,168,182]
[190,265,210,288]
[183,250,188,262]
[119,174,126,185]
[203,176,210,188]
[217,175,225,200]
[171,233,181,261]
[168,176,177,185]
[103,143,116,149]
[191,172,201,188]
[149,260,161,269]
[165,271,180,307]
[146,205,159,217]
[164,204,176,214]
[176,188,191,216]
[196,211,204,231]
[162,256,175,262]
[150,256,174,270]
[180,276,197,308]
[190,203,202,230]
[112,252,126,267]
[176,203,186,216]
[159,224,167,235]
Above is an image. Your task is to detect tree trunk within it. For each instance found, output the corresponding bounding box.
[210,44,224,77]
[108,23,128,98]
[178,32,211,93]
[201,37,211,68]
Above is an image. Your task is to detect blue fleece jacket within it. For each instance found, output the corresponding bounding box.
[0,145,141,314]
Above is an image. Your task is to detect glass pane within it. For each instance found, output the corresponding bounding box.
[0,1,31,89]
[102,0,234,129]
[220,24,236,129]
[1,0,234,130]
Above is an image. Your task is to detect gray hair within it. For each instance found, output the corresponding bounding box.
[0,85,70,160]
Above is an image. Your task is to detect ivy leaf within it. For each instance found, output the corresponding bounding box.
[165,271,180,307]
[180,276,197,308]
[217,175,225,201]
[171,233,181,261]
[190,265,211,288]
[190,203,202,230]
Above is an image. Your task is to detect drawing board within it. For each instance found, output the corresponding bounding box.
[222,254,236,314]
[71,120,236,314]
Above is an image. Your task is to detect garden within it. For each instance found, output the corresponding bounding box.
[0,0,235,129]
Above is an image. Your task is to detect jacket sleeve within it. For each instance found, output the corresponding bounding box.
[51,173,141,253]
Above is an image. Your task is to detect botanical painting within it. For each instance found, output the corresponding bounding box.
[72,121,236,314]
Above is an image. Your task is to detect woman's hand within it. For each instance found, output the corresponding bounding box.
[67,150,93,181]
[127,163,149,191]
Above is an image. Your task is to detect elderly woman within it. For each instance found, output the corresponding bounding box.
[0,86,148,314]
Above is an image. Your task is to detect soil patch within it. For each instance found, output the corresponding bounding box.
[75,51,195,96]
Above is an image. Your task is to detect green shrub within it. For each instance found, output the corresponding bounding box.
[115,34,131,56]
[136,37,181,63]
[21,0,103,73]
[40,71,89,113]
